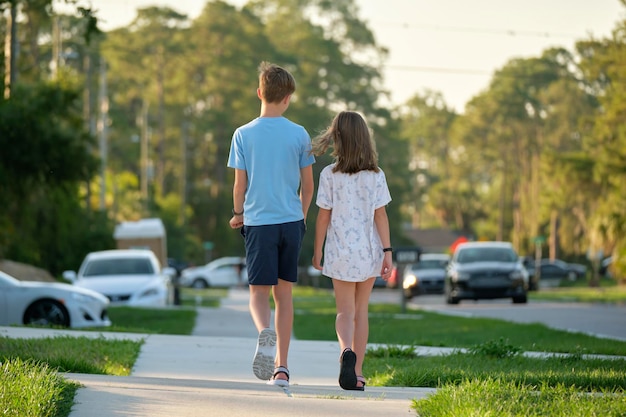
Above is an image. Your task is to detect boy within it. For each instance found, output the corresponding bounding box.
[227,62,315,387]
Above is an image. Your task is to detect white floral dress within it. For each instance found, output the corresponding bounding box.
[316,164,392,282]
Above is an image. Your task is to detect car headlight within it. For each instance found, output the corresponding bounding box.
[451,271,470,282]
[509,270,524,280]
[140,288,160,298]
[403,274,417,289]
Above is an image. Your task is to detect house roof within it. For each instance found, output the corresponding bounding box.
[404,228,467,253]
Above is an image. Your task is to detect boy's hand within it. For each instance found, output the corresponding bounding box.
[229,216,243,229]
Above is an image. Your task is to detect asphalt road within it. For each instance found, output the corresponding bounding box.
[370,288,626,341]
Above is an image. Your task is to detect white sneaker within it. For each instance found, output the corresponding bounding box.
[252,328,276,380]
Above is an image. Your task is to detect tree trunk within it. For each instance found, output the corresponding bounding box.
[4,1,18,98]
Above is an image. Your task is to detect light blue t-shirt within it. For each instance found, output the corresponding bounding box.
[227,117,315,226]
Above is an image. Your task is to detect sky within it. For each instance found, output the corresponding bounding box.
[83,0,624,113]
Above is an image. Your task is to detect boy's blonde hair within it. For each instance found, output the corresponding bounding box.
[312,111,379,174]
[258,61,296,104]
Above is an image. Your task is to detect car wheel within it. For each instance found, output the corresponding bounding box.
[192,278,208,289]
[567,271,577,281]
[24,299,70,327]
[512,295,528,304]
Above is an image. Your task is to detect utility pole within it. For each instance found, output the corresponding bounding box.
[3,1,18,99]
[97,59,109,211]
[180,120,189,226]
[140,100,150,210]
[51,16,61,78]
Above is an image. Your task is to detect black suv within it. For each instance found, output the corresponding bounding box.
[445,241,528,304]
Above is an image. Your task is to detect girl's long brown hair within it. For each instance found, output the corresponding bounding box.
[312,111,379,174]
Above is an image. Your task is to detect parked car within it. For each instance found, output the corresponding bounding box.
[445,241,528,304]
[63,249,176,307]
[0,270,111,328]
[599,257,613,278]
[526,259,587,285]
[402,253,450,298]
[179,256,247,289]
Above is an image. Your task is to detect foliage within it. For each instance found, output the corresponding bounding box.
[2,0,626,280]
[0,82,113,273]
[467,337,522,358]
[0,358,79,417]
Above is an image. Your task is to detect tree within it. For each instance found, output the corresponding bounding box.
[576,9,626,282]
[0,81,110,273]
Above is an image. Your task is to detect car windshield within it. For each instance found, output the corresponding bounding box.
[413,260,447,270]
[456,248,517,264]
[83,258,155,277]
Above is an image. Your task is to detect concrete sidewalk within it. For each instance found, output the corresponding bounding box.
[0,288,435,416]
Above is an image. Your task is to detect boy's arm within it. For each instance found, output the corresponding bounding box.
[374,206,393,278]
[229,169,247,229]
[300,165,314,221]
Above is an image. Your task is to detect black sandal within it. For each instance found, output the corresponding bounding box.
[355,375,366,391]
[338,348,357,390]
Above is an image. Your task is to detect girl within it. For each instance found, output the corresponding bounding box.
[311,111,393,391]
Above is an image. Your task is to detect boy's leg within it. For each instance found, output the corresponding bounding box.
[353,278,375,382]
[272,279,293,373]
[249,284,272,331]
[249,284,276,380]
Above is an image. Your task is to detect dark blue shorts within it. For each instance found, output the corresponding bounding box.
[241,220,306,285]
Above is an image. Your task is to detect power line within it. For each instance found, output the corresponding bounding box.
[371,21,581,40]
[384,64,492,76]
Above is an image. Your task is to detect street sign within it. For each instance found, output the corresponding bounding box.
[393,247,421,264]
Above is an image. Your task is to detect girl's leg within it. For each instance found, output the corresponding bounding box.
[353,277,375,385]
[332,279,357,352]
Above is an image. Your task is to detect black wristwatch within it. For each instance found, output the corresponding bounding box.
[382,247,393,253]
[232,208,244,216]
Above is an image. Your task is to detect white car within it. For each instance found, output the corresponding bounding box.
[63,249,176,307]
[180,256,246,288]
[0,270,111,328]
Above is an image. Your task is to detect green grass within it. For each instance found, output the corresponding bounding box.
[365,343,626,390]
[293,286,626,416]
[0,358,80,417]
[178,287,225,307]
[3,285,626,417]
[294,292,626,356]
[413,379,626,417]
[0,335,142,375]
[531,282,626,304]
[105,306,197,335]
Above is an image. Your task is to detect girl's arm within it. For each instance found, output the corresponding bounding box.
[300,165,314,222]
[313,208,331,270]
[374,206,393,278]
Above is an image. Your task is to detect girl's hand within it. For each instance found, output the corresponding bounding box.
[380,252,393,280]
[312,254,323,271]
